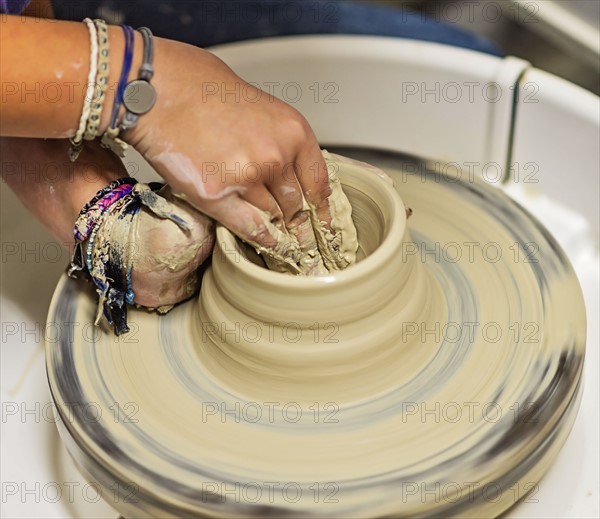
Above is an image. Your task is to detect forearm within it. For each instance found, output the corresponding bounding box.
[1,137,125,244]
[0,16,142,138]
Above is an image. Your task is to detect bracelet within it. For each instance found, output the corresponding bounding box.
[68,177,138,279]
[77,177,138,216]
[100,26,157,157]
[111,25,135,130]
[74,182,138,242]
[83,19,110,141]
[87,194,131,276]
[100,25,135,157]
[68,18,98,162]
[121,27,157,131]
[88,194,135,332]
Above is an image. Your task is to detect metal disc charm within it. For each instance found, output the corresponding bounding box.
[123,79,156,115]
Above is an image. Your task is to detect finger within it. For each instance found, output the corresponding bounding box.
[241,185,285,232]
[266,169,306,227]
[208,195,303,274]
[295,145,358,271]
[267,174,327,275]
[294,139,333,229]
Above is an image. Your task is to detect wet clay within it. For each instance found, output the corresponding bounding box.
[170,151,359,276]
[228,150,360,275]
[46,155,585,518]
[308,150,358,272]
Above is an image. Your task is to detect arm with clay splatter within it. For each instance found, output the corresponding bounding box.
[1,12,365,333]
[1,15,358,276]
[1,138,214,332]
[1,13,215,333]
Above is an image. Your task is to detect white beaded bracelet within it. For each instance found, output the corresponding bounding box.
[83,19,110,142]
[69,18,99,162]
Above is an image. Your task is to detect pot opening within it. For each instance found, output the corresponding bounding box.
[234,183,388,272]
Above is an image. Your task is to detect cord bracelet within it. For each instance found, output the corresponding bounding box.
[101,26,157,157]
[68,20,158,160]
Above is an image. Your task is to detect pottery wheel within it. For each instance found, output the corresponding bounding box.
[45,149,585,518]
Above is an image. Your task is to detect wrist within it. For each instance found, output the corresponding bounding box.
[118,34,171,151]
[120,37,221,154]
[97,25,144,136]
[66,143,128,222]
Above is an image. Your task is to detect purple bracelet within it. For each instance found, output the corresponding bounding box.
[78,177,137,216]
[74,182,136,242]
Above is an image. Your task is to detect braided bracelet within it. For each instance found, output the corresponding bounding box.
[83,19,110,142]
[68,18,98,162]
[77,177,137,217]
[68,177,137,278]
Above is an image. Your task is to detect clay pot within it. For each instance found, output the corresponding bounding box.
[195,154,446,404]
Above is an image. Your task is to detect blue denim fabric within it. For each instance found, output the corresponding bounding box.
[52,0,502,56]
[0,0,31,14]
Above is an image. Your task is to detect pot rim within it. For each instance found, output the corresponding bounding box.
[214,169,407,290]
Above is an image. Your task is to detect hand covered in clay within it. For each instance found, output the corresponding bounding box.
[1,138,214,333]
[93,184,215,312]
[123,39,357,275]
[70,178,215,335]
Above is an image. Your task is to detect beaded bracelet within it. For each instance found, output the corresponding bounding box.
[83,19,110,142]
[68,18,98,162]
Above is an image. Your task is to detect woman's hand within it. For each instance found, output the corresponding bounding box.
[1,17,357,275]
[1,138,215,309]
[124,39,346,274]
[114,185,215,309]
